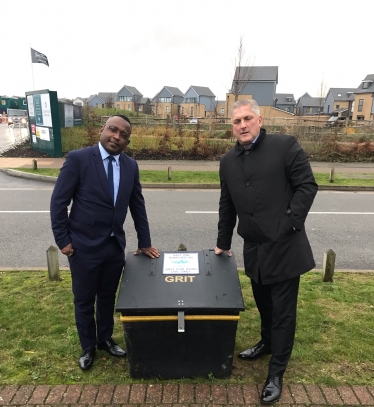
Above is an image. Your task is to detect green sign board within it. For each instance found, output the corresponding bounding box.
[25,89,62,158]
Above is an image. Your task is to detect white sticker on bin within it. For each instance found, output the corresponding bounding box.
[162,252,200,275]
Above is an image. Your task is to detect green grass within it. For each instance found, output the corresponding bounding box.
[12,168,374,186]
[0,270,373,385]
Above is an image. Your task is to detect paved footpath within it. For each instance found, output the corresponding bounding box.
[1,383,374,406]
[1,157,374,173]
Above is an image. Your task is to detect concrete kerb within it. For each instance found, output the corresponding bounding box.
[1,168,374,191]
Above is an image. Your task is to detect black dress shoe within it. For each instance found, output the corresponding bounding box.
[97,338,126,358]
[261,375,283,404]
[79,350,95,370]
[238,341,272,360]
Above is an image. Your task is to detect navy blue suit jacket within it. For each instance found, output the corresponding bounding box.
[50,144,151,253]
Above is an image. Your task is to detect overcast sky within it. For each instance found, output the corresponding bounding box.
[2,0,373,102]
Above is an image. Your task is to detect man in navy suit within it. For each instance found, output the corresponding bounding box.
[50,115,159,370]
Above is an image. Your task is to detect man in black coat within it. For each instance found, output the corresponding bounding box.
[215,99,317,404]
[50,115,159,371]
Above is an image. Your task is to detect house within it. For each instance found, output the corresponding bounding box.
[98,92,117,108]
[216,100,226,117]
[152,86,184,118]
[226,66,294,120]
[295,93,324,116]
[137,97,152,115]
[351,74,374,121]
[73,97,87,106]
[115,85,143,112]
[226,66,278,117]
[274,94,296,113]
[323,88,356,116]
[181,86,216,118]
[86,94,105,108]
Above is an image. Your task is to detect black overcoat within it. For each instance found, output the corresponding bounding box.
[217,128,318,284]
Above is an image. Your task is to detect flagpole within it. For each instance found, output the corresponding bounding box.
[30,44,35,90]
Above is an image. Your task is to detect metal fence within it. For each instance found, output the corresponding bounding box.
[0,123,30,154]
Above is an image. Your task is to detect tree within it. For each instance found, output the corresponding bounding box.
[230,35,256,102]
[316,78,327,123]
[133,94,142,117]
[104,93,115,109]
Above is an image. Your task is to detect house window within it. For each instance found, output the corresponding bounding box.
[119,96,132,102]
[220,108,224,114]
[127,104,131,110]
[336,105,340,109]
[1,100,5,105]
[117,104,120,109]
[76,102,82,106]
[190,107,194,116]
[159,97,171,103]
[23,100,27,105]
[357,115,364,120]
[286,107,290,112]
[362,82,368,89]
[166,106,169,112]
[305,107,310,114]
[96,103,98,107]
[358,99,364,112]
[286,97,292,102]
[139,105,143,111]
[185,98,197,103]
[337,93,342,97]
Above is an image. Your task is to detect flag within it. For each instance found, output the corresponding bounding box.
[30,48,49,67]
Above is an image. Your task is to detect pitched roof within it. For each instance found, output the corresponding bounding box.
[86,94,104,103]
[302,97,324,107]
[139,97,150,104]
[275,93,295,104]
[299,92,311,98]
[328,88,357,101]
[98,92,116,102]
[187,86,215,97]
[164,86,184,97]
[355,74,374,94]
[233,66,278,83]
[117,85,143,96]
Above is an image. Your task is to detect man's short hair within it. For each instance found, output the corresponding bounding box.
[231,99,260,116]
[111,114,132,126]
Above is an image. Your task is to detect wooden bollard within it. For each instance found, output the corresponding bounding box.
[32,159,37,170]
[178,244,187,251]
[46,245,61,281]
[329,167,335,183]
[322,249,336,282]
[168,166,172,181]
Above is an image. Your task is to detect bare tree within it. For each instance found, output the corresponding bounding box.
[133,94,142,117]
[230,35,256,102]
[104,93,115,109]
[317,78,327,121]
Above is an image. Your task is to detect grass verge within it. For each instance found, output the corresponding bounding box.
[11,168,374,186]
[0,270,373,385]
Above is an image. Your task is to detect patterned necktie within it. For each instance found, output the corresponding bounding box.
[107,156,115,202]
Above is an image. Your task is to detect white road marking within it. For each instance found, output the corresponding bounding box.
[185,211,374,215]
[0,211,50,213]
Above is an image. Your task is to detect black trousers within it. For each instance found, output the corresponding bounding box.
[251,273,300,376]
[68,236,125,351]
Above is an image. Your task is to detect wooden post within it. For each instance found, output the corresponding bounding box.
[329,167,335,183]
[322,249,336,282]
[32,159,37,170]
[168,166,172,181]
[46,245,61,281]
[178,244,187,251]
